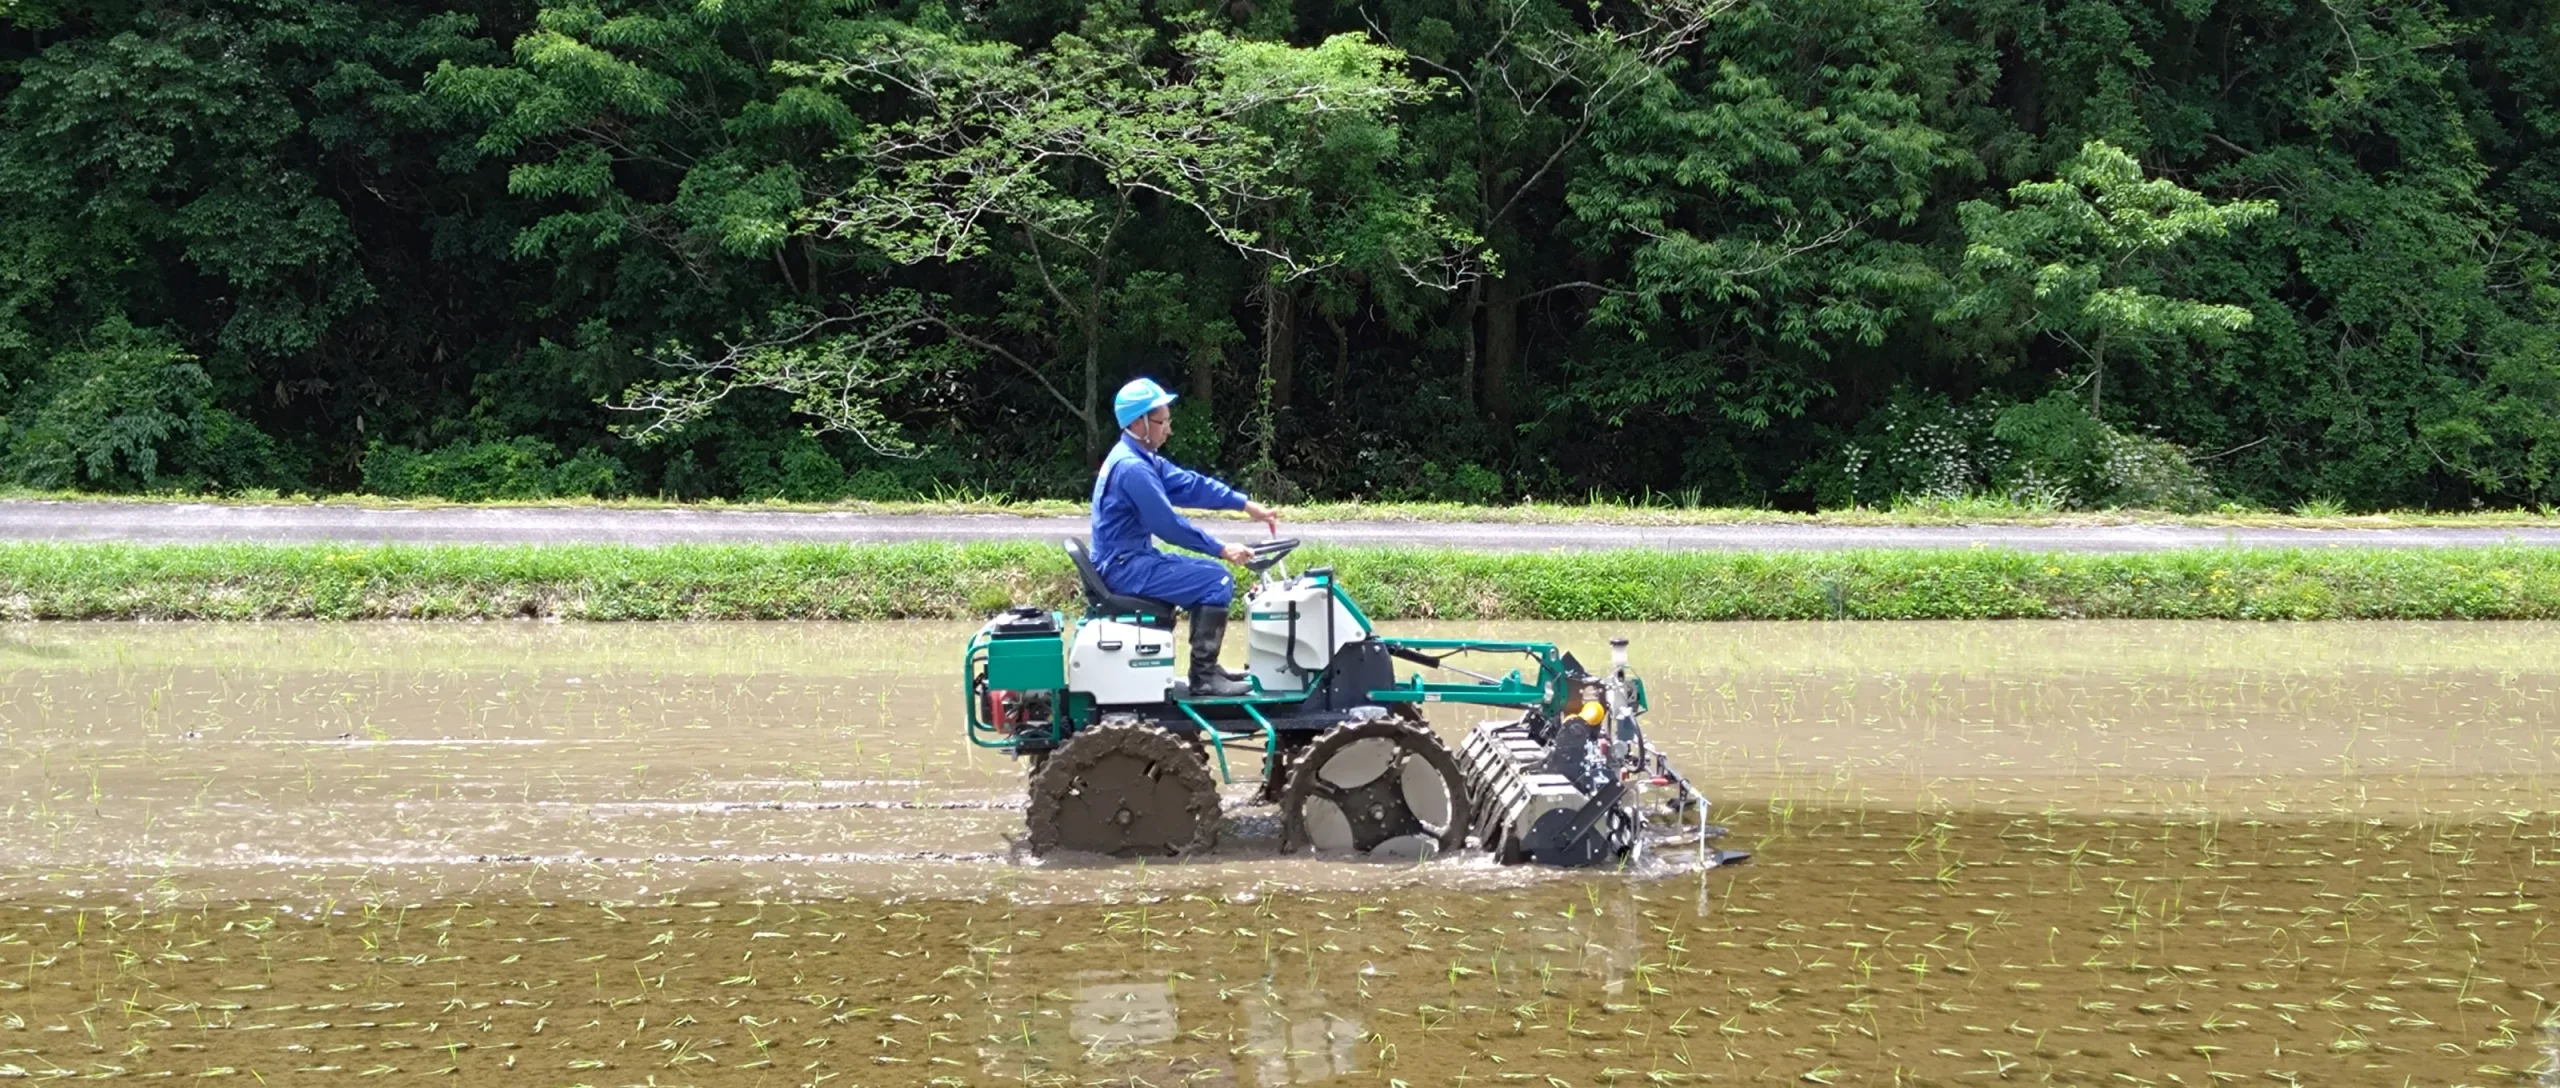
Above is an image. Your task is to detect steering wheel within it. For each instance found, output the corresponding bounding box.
[1243,537,1301,572]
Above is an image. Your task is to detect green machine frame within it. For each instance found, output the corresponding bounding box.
[961,577,1646,786]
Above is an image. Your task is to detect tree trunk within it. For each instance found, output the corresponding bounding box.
[2009,54,2043,136]
[1456,276,1483,409]
[2089,337,2106,418]
[1482,275,1520,432]
[1264,282,1297,414]
[1327,310,1351,404]
[1189,339,1218,421]
[1085,195,1132,461]
[1083,306,1104,460]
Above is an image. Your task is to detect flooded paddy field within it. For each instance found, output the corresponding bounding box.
[0,620,2555,1085]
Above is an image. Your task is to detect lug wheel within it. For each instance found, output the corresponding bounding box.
[1025,722,1219,857]
[1279,717,1470,860]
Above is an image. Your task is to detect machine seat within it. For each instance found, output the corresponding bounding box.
[1064,539,1178,629]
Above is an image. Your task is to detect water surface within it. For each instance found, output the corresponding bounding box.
[0,620,2551,1085]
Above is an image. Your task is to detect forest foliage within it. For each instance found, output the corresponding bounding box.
[2,0,2555,511]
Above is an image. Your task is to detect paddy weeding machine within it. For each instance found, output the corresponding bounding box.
[965,538,1745,868]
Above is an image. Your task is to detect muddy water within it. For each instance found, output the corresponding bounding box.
[0,620,2555,1085]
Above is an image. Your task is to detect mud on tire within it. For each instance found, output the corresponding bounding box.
[1024,721,1220,857]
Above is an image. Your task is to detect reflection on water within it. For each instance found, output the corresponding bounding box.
[1044,972,1362,1085]
[0,619,2552,1086]
[0,832,2539,1088]
[1070,973,1179,1053]
[1246,990,1361,1085]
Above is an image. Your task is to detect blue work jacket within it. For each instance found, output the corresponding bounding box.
[1089,433,1247,570]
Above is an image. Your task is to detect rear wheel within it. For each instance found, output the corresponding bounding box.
[1025,722,1220,857]
[1279,717,1469,860]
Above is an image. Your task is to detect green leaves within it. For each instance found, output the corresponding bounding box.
[5,317,210,489]
[427,0,868,275]
[609,290,970,456]
[1556,0,1964,437]
[361,436,625,501]
[1944,140,2275,416]
[1,0,2556,509]
[802,24,1430,277]
[1950,142,2274,344]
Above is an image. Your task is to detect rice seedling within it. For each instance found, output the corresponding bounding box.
[0,619,2550,1083]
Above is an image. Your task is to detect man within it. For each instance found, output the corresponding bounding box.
[1091,377,1279,698]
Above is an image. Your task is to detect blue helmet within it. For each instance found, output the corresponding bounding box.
[1112,377,1179,429]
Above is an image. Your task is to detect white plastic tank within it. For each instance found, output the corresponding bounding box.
[1242,577,1369,693]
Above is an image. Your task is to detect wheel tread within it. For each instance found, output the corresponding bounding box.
[1278,716,1470,856]
[1025,721,1221,857]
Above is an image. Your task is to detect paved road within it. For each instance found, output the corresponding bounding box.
[2,500,2554,551]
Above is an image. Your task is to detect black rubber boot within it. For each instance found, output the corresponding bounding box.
[1188,606,1250,697]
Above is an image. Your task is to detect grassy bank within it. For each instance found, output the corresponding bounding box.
[7,487,2560,529]
[4,542,2559,621]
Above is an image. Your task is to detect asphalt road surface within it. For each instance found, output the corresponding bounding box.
[2,500,2555,552]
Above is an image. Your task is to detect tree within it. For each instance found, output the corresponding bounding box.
[608,290,964,456]
[428,0,878,457]
[788,16,1431,458]
[1214,29,1474,492]
[8,0,2558,510]
[1557,0,1968,493]
[1943,140,2275,417]
[6,316,207,488]
[1366,0,1735,429]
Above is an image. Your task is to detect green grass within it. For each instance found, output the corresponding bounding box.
[5,541,2559,621]
[6,486,2559,529]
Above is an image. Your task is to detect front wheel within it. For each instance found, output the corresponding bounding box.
[1278,717,1469,860]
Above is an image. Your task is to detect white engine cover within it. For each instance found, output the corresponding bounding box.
[1068,620,1181,705]
[1242,578,1369,693]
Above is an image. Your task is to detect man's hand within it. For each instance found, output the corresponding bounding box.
[1220,542,1256,565]
[1243,500,1279,536]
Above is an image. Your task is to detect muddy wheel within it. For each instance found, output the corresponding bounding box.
[1279,717,1470,860]
[1025,721,1220,857]
[1256,732,1314,806]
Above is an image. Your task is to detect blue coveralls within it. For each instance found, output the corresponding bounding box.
[1090,433,1249,608]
